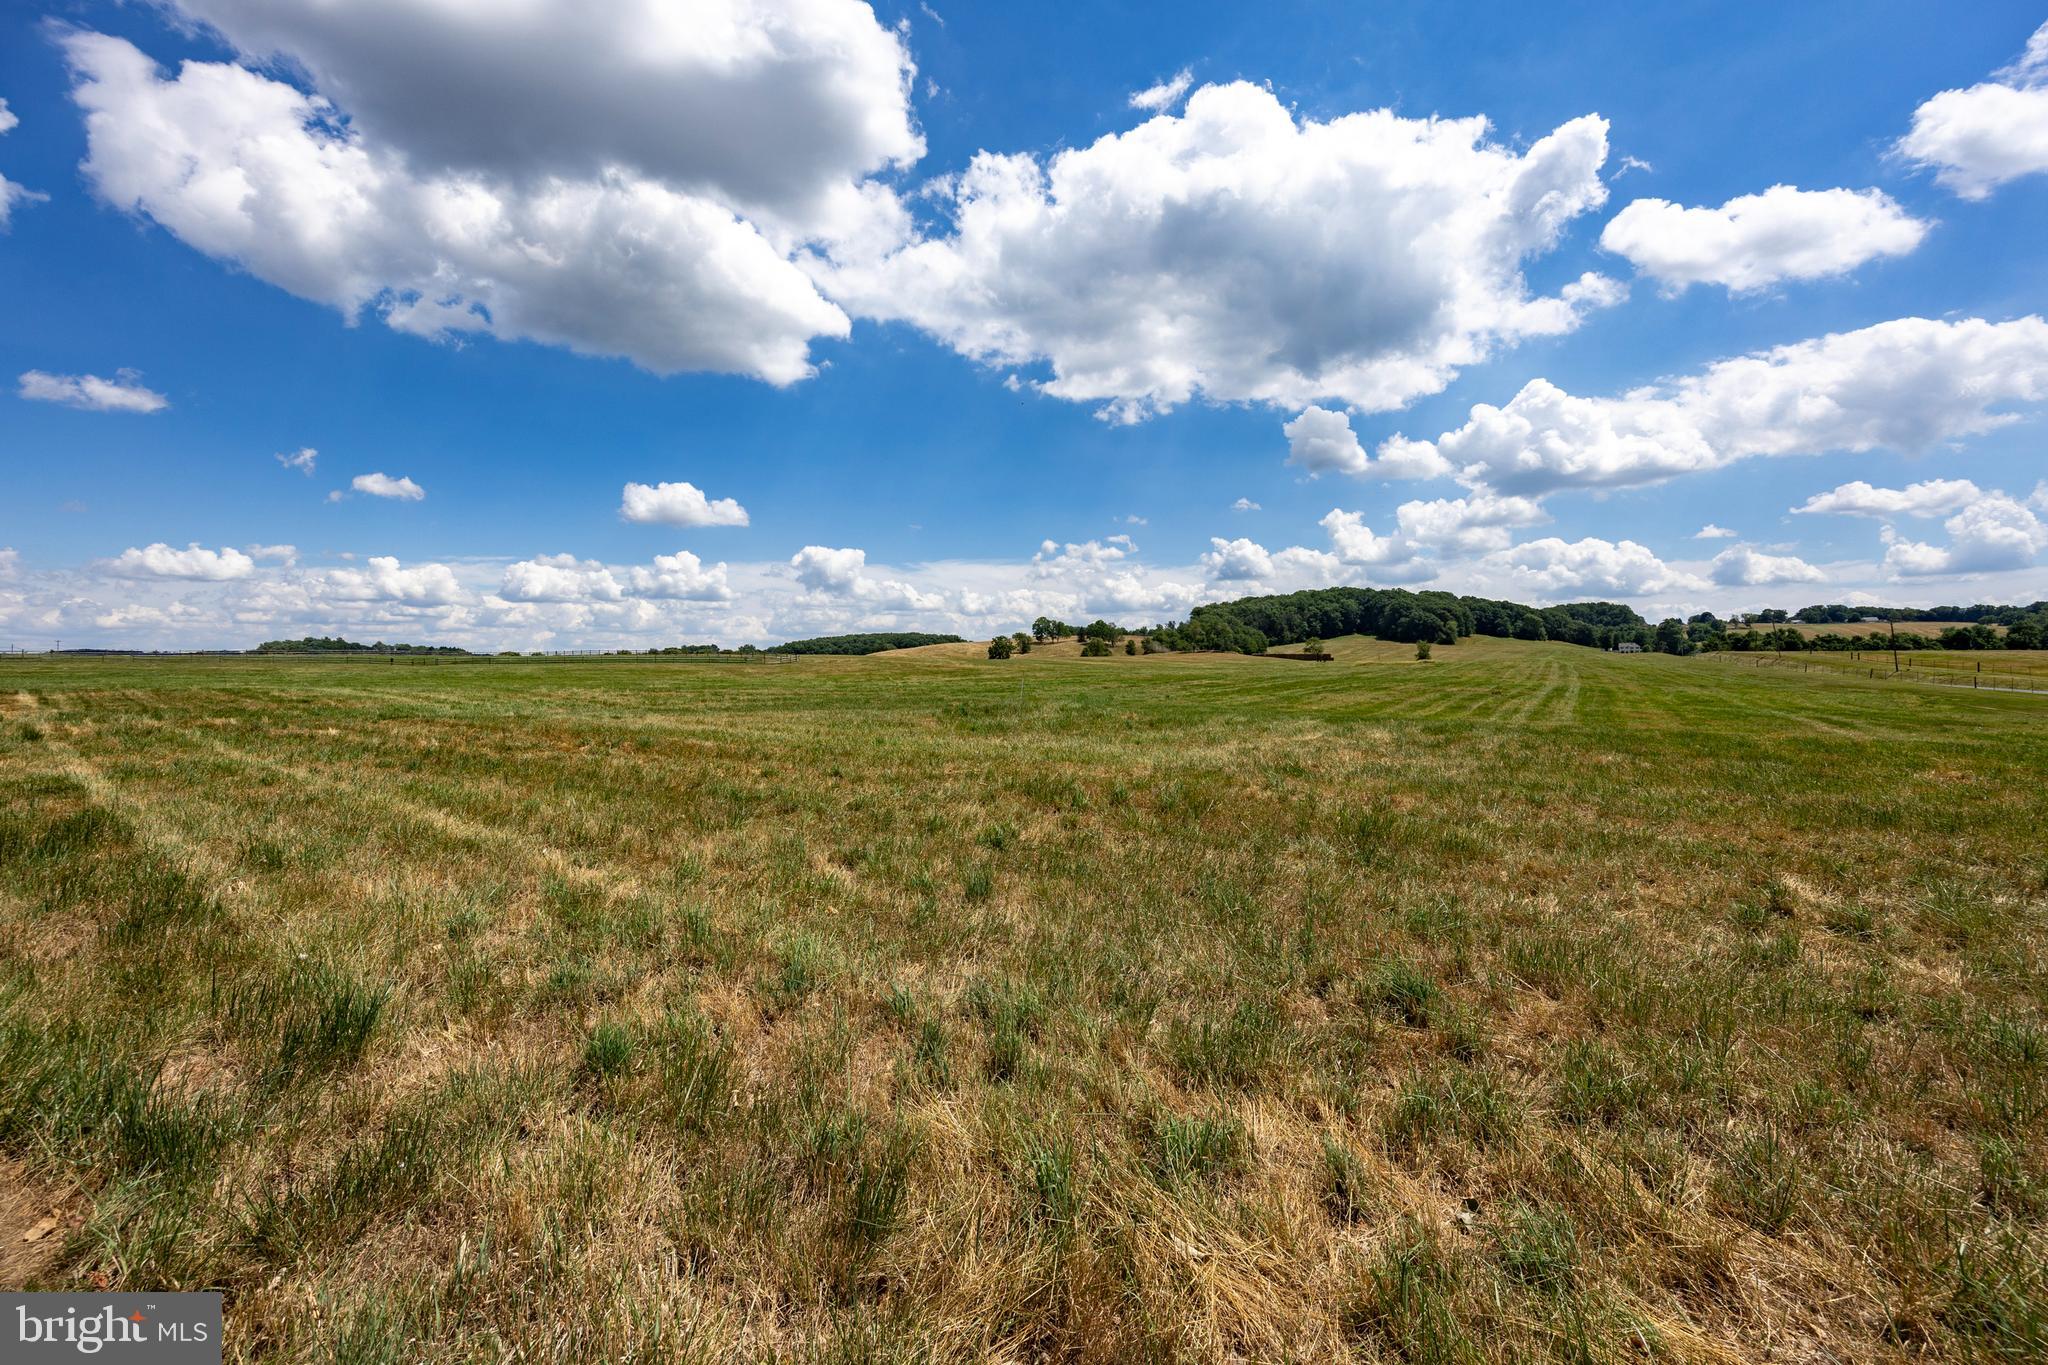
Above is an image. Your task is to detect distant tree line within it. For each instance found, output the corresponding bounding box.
[766,632,966,656]
[254,636,471,655]
[1132,588,1655,655]
[1054,589,2048,660]
[1676,607,2046,655]
[1765,602,2048,628]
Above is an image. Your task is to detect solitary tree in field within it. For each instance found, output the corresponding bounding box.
[988,635,1015,659]
[1415,640,1432,661]
[1124,638,1137,655]
[1303,637,1323,657]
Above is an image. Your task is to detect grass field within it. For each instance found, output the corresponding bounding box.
[1,639,2044,1361]
[1765,620,1977,639]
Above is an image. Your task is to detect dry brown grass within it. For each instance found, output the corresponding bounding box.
[0,639,2042,1361]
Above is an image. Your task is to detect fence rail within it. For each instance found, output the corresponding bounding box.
[1707,652,2048,696]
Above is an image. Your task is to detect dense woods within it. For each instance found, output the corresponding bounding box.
[1141,588,1652,655]
[1132,590,2048,658]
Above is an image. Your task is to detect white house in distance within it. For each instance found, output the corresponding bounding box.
[1616,642,1644,654]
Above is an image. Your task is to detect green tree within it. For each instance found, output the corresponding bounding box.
[1124,638,1138,655]
[987,635,1015,659]
[1415,640,1432,661]
[1653,618,1695,655]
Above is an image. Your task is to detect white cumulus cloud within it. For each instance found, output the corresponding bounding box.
[498,549,732,605]
[618,481,750,528]
[818,83,1619,420]
[1708,545,1826,587]
[1283,406,1454,480]
[500,554,625,604]
[318,556,463,604]
[276,447,317,475]
[1792,478,1984,519]
[1129,69,1193,112]
[1407,316,2048,498]
[106,542,255,580]
[18,369,169,413]
[628,550,731,601]
[1693,524,1737,539]
[352,472,425,501]
[1493,537,1705,597]
[59,0,920,383]
[1898,21,2048,199]
[1882,493,2048,576]
[1601,185,1927,292]
[1201,537,1273,581]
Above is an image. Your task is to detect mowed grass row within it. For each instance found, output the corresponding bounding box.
[0,639,2043,1362]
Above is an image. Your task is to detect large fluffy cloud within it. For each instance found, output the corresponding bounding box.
[1707,545,1826,587]
[1494,537,1704,597]
[619,481,750,528]
[630,550,732,601]
[1600,185,1926,293]
[106,543,254,580]
[1284,406,1453,480]
[161,0,921,230]
[59,2,917,382]
[1882,493,2048,576]
[19,369,169,413]
[500,550,732,603]
[1393,316,2048,498]
[1897,22,2048,200]
[820,83,1620,420]
[319,556,464,604]
[1793,478,1983,519]
[499,554,625,604]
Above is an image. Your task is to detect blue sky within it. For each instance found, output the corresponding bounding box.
[2,0,2045,649]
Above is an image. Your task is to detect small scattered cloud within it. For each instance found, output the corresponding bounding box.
[245,543,298,565]
[1129,69,1193,113]
[276,447,318,476]
[1232,497,1261,512]
[0,100,43,231]
[1693,524,1737,539]
[18,369,168,413]
[351,472,425,501]
[619,480,750,528]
